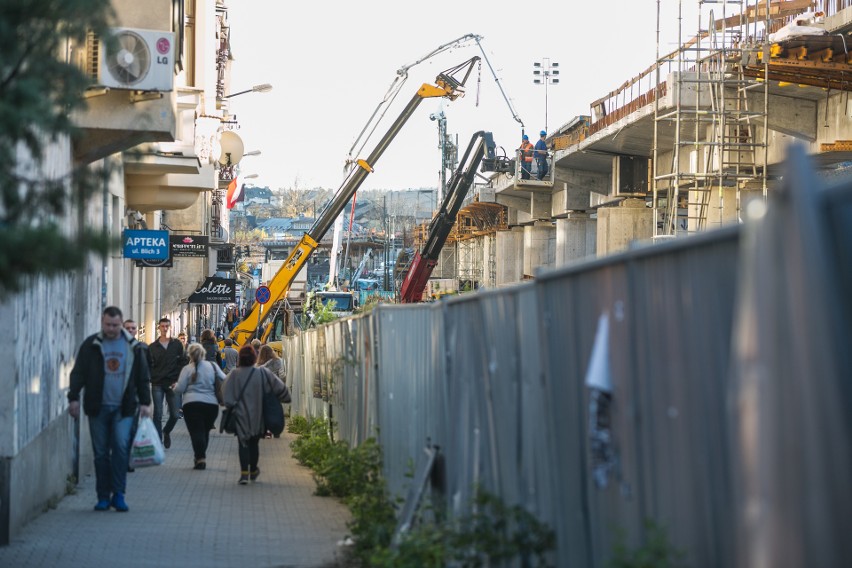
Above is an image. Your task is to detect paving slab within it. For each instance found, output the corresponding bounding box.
[0,425,352,568]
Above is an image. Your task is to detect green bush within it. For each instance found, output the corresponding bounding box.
[287,415,310,435]
[286,414,555,567]
[314,437,384,499]
[609,519,687,568]
[371,489,555,567]
[289,417,333,469]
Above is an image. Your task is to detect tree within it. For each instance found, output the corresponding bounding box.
[0,0,115,296]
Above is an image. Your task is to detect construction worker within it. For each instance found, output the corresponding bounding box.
[535,130,549,180]
[518,134,534,179]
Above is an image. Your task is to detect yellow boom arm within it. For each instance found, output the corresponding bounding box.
[227,56,480,347]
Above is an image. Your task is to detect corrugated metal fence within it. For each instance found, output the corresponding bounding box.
[283,149,851,567]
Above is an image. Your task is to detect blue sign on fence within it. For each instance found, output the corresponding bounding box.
[123,230,169,260]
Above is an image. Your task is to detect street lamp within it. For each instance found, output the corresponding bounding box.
[533,59,560,134]
[224,83,273,99]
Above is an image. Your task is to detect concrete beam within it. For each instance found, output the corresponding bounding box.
[532,193,551,220]
[496,193,531,211]
[748,92,817,141]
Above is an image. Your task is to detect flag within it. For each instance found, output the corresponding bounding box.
[225,177,244,209]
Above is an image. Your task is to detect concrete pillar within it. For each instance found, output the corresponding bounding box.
[689,186,740,231]
[556,213,596,266]
[496,227,524,285]
[523,221,556,278]
[596,199,653,255]
[481,234,496,288]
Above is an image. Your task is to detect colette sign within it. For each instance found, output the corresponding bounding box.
[188,277,236,304]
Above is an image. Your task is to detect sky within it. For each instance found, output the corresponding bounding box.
[226,0,700,193]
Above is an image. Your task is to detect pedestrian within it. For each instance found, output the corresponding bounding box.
[535,130,549,180]
[174,343,226,470]
[148,317,185,449]
[67,306,152,512]
[177,332,187,348]
[257,344,288,439]
[200,328,223,368]
[123,319,138,339]
[222,338,239,374]
[222,345,290,484]
[257,344,286,382]
[251,338,262,350]
[518,134,534,179]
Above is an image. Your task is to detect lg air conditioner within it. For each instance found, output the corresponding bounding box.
[87,27,175,92]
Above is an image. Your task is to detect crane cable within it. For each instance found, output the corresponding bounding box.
[344,33,526,173]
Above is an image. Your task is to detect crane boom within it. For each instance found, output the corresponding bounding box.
[399,131,504,303]
[227,57,481,346]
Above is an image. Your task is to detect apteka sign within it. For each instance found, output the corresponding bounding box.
[123,230,169,260]
[188,277,236,304]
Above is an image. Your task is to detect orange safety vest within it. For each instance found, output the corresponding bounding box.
[519,141,534,163]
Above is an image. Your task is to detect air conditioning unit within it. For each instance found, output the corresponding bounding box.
[86,27,175,92]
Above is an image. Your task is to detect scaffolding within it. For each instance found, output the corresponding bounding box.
[653,0,770,237]
[412,201,507,289]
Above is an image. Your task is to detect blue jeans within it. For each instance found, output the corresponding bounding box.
[151,384,179,441]
[536,158,548,180]
[89,405,134,500]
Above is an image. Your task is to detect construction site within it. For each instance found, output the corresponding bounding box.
[396,0,852,299]
[281,1,852,566]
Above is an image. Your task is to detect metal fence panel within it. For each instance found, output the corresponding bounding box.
[729,152,852,568]
[628,233,739,567]
[281,158,851,565]
[372,304,444,502]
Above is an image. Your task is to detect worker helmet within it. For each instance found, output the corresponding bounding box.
[522,135,529,140]
[540,130,547,136]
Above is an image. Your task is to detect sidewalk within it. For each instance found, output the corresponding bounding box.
[0,424,352,568]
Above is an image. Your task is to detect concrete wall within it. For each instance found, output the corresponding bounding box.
[555,214,596,266]
[596,199,653,255]
[0,140,105,545]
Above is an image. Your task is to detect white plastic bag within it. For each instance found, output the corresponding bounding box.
[129,417,165,468]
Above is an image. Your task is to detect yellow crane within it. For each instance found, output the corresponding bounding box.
[227,56,480,347]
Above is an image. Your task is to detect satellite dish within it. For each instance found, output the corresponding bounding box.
[218,131,245,166]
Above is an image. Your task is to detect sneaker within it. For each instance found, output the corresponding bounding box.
[250,467,260,481]
[93,499,110,511]
[177,409,184,420]
[193,459,206,470]
[110,492,129,512]
[163,432,171,449]
[238,471,249,485]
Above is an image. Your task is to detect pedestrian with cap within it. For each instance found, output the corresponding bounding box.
[535,130,549,180]
[518,134,534,179]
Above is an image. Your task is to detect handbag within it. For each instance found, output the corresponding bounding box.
[262,370,287,436]
[210,361,226,405]
[219,368,255,434]
[130,417,165,468]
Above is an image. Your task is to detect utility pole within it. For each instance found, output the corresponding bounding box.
[383,195,389,291]
[533,58,560,133]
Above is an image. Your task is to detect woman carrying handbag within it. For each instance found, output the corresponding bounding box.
[174,343,226,470]
[221,344,290,484]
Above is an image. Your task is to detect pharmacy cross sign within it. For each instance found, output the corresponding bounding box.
[255,285,271,305]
